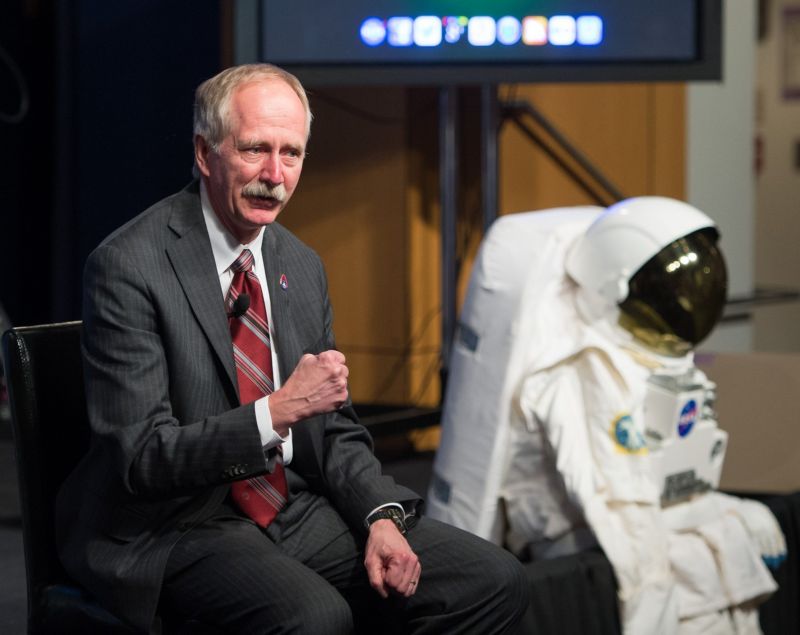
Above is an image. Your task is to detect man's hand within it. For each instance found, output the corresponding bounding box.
[269,350,349,435]
[364,520,421,599]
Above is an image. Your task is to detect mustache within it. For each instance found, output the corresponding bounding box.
[241,181,287,202]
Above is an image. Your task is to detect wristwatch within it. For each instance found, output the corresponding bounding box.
[366,506,408,534]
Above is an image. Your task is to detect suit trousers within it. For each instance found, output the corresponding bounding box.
[159,478,528,634]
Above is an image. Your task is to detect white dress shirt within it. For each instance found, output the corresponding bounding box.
[200,182,293,464]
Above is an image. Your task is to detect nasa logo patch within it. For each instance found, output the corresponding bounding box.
[677,400,697,437]
[610,413,647,454]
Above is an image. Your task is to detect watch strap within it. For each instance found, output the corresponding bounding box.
[365,506,407,534]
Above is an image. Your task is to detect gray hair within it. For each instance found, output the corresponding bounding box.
[193,63,312,152]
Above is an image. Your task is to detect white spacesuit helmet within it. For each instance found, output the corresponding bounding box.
[565,196,727,356]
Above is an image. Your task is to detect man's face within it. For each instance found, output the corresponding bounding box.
[195,79,307,244]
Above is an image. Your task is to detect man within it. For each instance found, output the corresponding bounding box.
[55,63,528,634]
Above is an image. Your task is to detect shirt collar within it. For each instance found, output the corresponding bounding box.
[200,180,265,276]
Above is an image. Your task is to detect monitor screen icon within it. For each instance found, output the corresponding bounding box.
[522,16,548,46]
[577,15,603,46]
[360,18,386,47]
[549,15,577,46]
[468,16,497,47]
[414,15,442,47]
[444,16,467,44]
[497,16,522,46]
[387,16,414,47]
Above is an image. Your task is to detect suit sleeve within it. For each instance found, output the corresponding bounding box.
[82,241,269,499]
[298,253,422,529]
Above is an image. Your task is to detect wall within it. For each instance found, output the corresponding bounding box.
[499,83,686,213]
[689,0,758,354]
[283,82,688,407]
[1,1,224,325]
[53,1,223,321]
[280,87,434,406]
[754,0,800,352]
[0,2,56,326]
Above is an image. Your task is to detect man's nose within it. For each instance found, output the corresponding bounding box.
[259,153,283,184]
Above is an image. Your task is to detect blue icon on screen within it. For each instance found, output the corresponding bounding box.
[360,18,386,47]
[577,15,603,46]
[549,15,577,46]
[468,16,496,47]
[497,16,522,45]
[387,16,414,47]
[414,15,442,47]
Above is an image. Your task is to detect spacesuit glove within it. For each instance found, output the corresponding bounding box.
[730,498,787,570]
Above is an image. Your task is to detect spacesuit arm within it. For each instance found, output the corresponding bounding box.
[519,361,678,632]
[518,366,600,508]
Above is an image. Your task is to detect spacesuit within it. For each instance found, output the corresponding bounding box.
[428,198,785,634]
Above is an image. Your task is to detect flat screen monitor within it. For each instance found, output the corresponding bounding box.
[256,0,722,85]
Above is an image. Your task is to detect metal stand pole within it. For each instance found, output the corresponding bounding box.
[439,86,458,390]
[481,83,499,232]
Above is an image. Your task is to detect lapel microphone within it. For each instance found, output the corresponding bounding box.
[229,293,251,318]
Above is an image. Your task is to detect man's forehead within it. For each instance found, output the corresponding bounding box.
[227,81,307,137]
[231,79,302,113]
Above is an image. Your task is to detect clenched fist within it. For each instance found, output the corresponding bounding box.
[269,350,349,435]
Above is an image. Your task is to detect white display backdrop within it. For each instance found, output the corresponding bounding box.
[753,0,800,353]
[689,0,757,353]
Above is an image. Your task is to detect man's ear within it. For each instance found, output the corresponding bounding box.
[194,134,212,178]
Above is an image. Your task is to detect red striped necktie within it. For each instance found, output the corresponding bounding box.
[226,249,287,527]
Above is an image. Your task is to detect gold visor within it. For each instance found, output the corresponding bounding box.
[618,228,727,357]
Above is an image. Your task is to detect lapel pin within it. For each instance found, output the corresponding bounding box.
[279,273,288,290]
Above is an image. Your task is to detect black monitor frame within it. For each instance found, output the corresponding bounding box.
[256,0,723,86]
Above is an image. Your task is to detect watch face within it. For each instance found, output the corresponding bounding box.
[386,509,406,531]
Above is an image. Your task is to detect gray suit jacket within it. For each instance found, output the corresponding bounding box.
[55,182,421,633]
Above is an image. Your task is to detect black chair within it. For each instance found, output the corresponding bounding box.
[1,321,136,634]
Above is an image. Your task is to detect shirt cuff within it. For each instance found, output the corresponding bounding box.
[255,395,292,464]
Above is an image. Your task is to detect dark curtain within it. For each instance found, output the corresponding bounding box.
[0,0,222,327]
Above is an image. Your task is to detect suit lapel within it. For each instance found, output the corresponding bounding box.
[262,226,324,468]
[261,225,294,379]
[166,191,238,397]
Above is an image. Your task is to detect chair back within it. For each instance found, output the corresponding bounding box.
[2,321,208,633]
[1,322,96,631]
[3,322,87,588]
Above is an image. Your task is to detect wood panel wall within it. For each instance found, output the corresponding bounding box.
[280,83,686,408]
